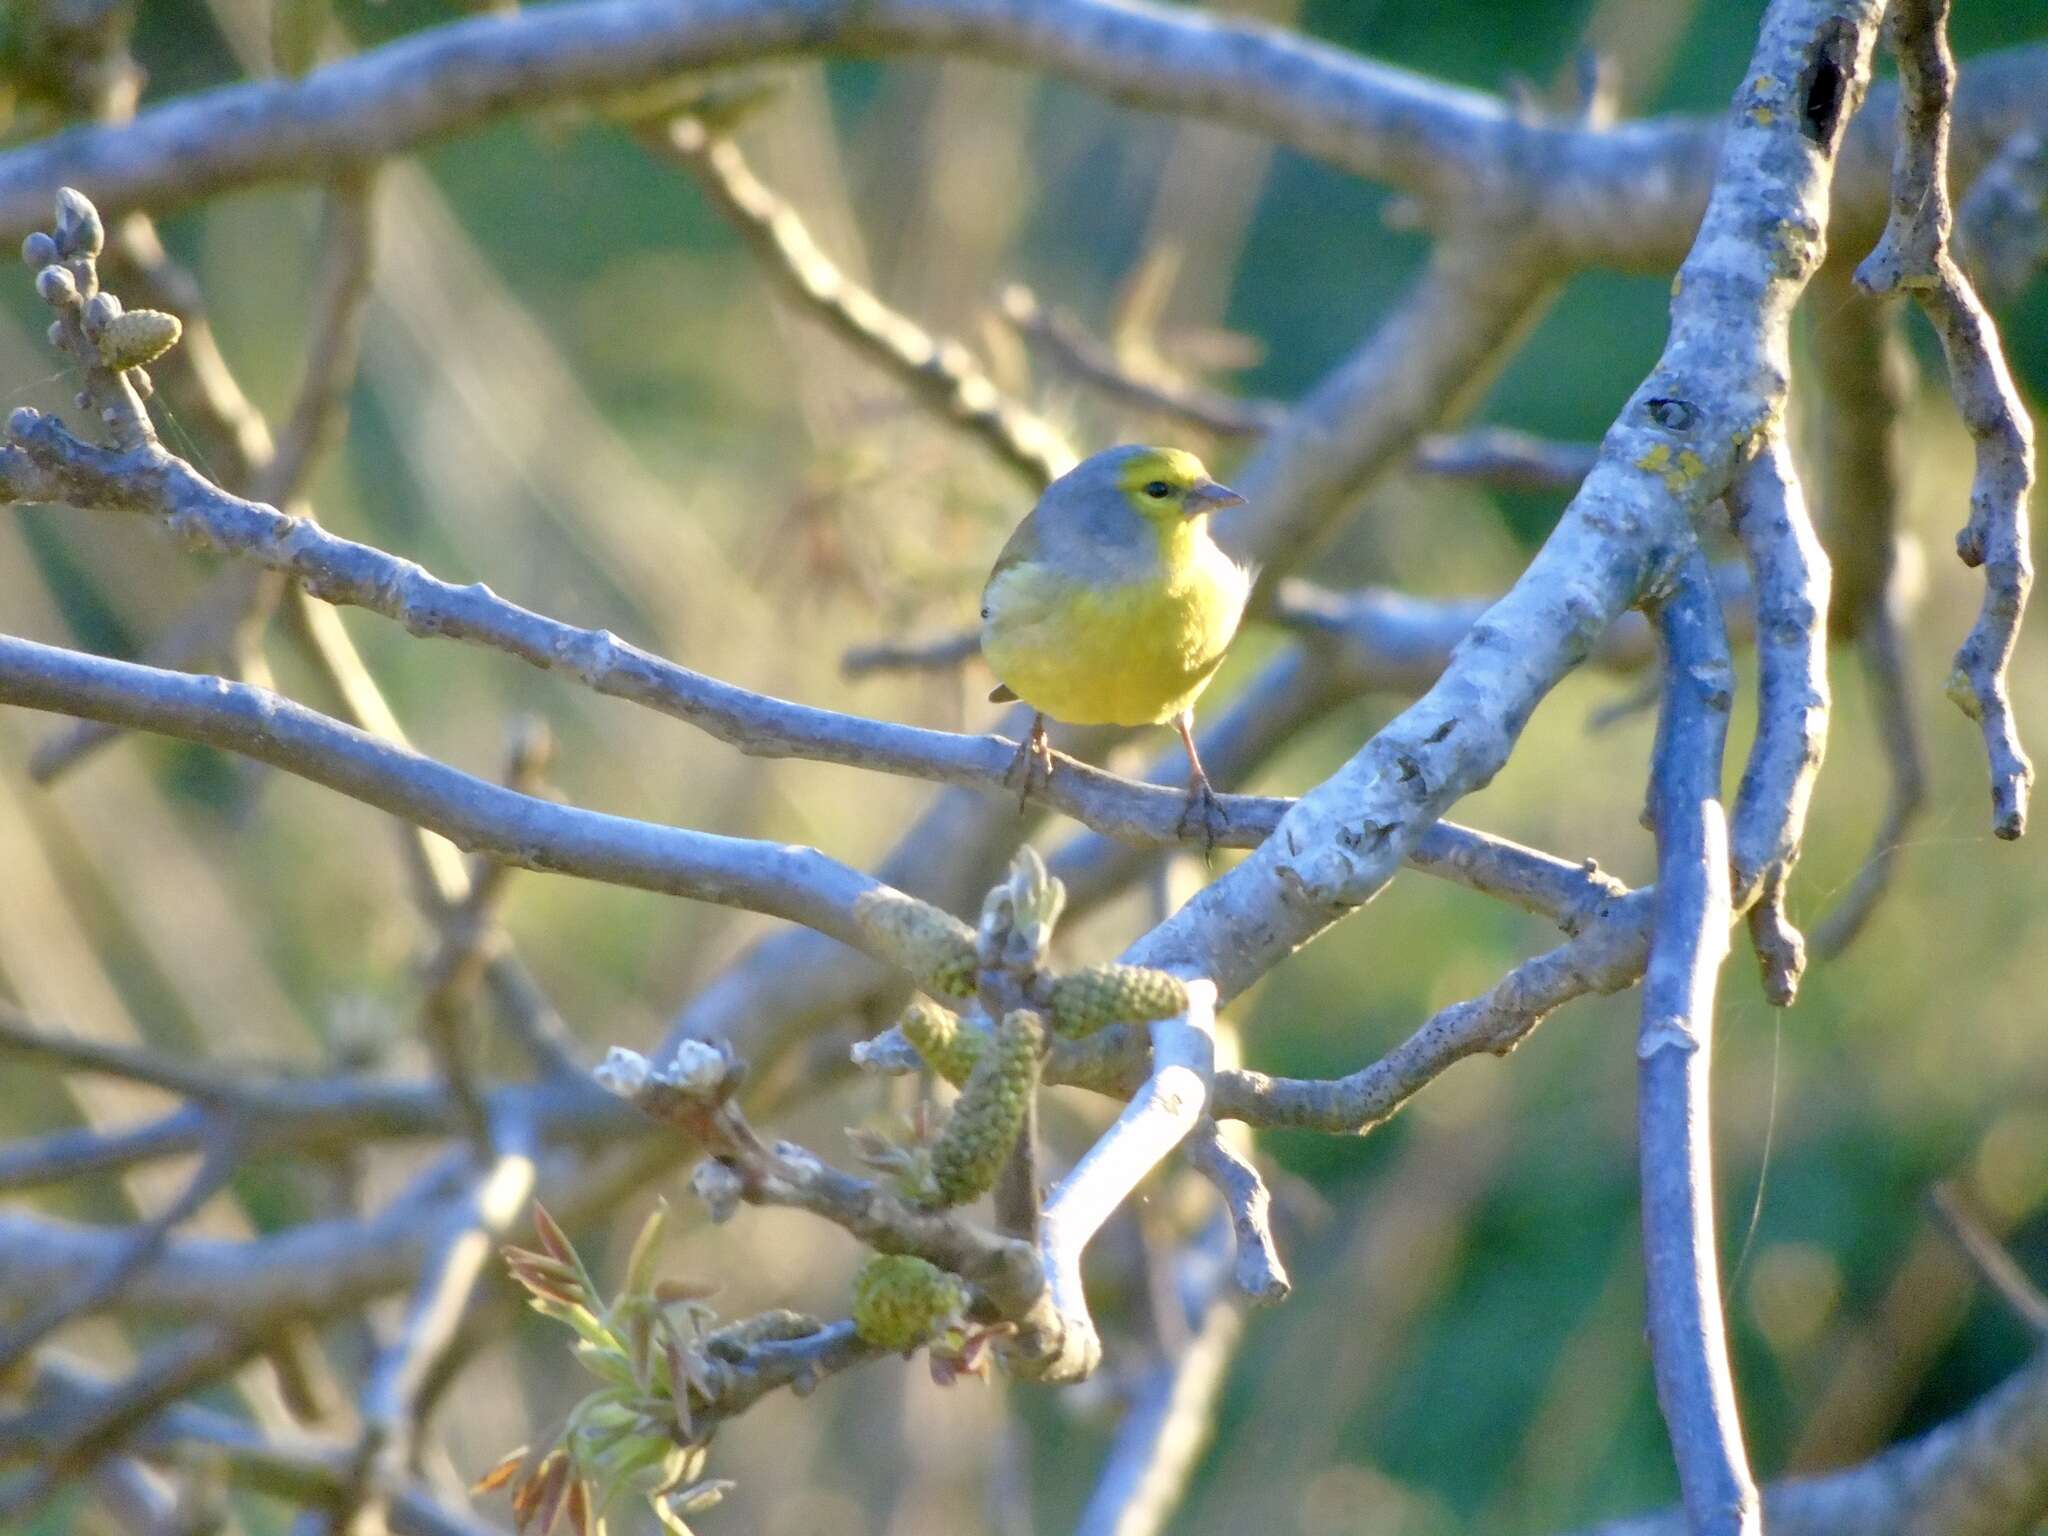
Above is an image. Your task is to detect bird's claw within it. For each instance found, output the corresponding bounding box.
[1176,776,1229,855]
[1004,719,1055,813]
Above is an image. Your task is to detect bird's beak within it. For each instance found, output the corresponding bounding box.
[1184,480,1247,516]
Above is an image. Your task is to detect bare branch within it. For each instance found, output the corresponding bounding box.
[1034,985,1216,1382]
[1183,890,1653,1134]
[1272,561,1756,697]
[1956,128,2048,307]
[1072,1219,1242,1536]
[841,628,983,681]
[6,1359,504,1536]
[1856,0,2036,840]
[1411,427,1601,493]
[651,120,1074,489]
[1638,555,1755,1536]
[0,0,1521,239]
[1000,282,1281,439]
[0,1,2035,272]
[1181,1120,1289,1303]
[1727,437,1829,1002]
[0,635,893,950]
[1573,1347,2048,1536]
[341,1126,538,1529]
[1926,1184,2048,1335]
[1121,0,1882,1002]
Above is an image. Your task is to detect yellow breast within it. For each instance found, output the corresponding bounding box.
[981,539,1249,727]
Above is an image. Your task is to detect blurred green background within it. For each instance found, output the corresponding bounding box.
[4,2,2048,1533]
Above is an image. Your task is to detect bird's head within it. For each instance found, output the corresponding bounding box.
[1030,445,1248,568]
[1102,445,1246,524]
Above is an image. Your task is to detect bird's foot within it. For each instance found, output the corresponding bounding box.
[1004,717,1055,812]
[1176,774,1229,856]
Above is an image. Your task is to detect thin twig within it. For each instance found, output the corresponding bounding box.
[341,1121,539,1528]
[1926,1183,2048,1334]
[1726,437,1829,1003]
[841,628,983,681]
[652,122,1073,489]
[0,998,255,1100]
[1001,282,1281,438]
[1856,0,2036,841]
[1071,1217,1242,1536]
[1181,1119,1289,1303]
[596,1043,1048,1325]
[0,1322,262,1524]
[1181,891,1654,1133]
[1638,553,1755,1536]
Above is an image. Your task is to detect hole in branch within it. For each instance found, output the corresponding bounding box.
[1799,22,1854,146]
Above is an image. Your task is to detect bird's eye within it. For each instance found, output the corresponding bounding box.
[1143,480,1173,499]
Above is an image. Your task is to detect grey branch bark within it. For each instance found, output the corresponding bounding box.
[1638,557,1755,1536]
[1575,1347,2048,1536]
[1726,438,1829,1002]
[0,634,893,951]
[0,1,2040,271]
[649,118,1074,489]
[1120,0,1883,1009]
[1855,0,2037,840]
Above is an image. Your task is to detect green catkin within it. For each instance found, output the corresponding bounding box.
[853,891,977,998]
[899,1001,982,1086]
[96,308,182,369]
[925,1010,1042,1207]
[1049,965,1189,1039]
[850,1255,965,1352]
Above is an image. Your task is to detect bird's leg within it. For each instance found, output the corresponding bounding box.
[1004,712,1054,811]
[1173,711,1228,852]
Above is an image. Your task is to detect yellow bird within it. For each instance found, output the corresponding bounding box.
[980,444,1251,839]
